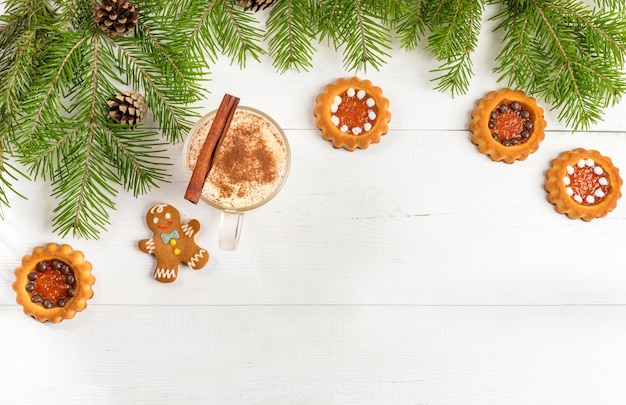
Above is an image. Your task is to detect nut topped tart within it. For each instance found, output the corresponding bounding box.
[470,88,547,163]
[545,148,622,221]
[314,77,391,151]
[13,243,94,323]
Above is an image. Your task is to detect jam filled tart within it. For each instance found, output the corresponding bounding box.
[470,88,547,163]
[545,148,622,221]
[313,77,391,151]
[12,243,95,323]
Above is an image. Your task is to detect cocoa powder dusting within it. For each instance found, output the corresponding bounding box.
[186,110,288,210]
[206,112,285,207]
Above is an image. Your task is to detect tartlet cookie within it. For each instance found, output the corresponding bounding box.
[470,88,547,163]
[313,77,391,151]
[12,243,95,323]
[545,148,622,221]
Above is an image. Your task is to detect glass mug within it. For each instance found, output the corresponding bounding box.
[183,106,291,250]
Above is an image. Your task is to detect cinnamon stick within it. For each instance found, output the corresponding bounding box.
[184,94,240,204]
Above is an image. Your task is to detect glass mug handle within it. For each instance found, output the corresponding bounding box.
[219,211,244,250]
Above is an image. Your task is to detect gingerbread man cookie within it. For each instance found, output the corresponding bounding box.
[138,203,209,283]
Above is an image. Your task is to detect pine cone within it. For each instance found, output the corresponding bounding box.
[239,0,275,12]
[95,0,139,36]
[107,91,147,125]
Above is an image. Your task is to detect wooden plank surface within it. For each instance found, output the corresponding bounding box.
[2,5,626,404]
[2,306,626,404]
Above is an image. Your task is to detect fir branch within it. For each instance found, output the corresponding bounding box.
[50,136,119,239]
[134,20,205,98]
[53,0,78,31]
[40,31,170,238]
[317,0,393,72]
[0,116,21,216]
[49,35,119,238]
[426,0,485,96]
[0,0,56,212]
[218,0,266,67]
[8,0,200,238]
[315,0,341,44]
[15,34,88,152]
[355,0,411,27]
[265,0,317,73]
[0,145,27,218]
[594,0,626,14]
[554,2,626,67]
[0,29,38,145]
[114,36,198,143]
[492,0,626,130]
[491,5,549,93]
[171,0,222,65]
[110,7,207,143]
[0,0,54,145]
[173,0,265,68]
[99,124,170,196]
[394,0,428,51]
[23,31,174,238]
[22,123,83,183]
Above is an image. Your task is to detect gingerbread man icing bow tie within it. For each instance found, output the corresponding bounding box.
[161,230,179,244]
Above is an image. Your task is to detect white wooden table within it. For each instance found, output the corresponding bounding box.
[3,21,626,405]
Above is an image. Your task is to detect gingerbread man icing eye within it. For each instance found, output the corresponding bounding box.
[152,217,159,224]
[165,212,171,220]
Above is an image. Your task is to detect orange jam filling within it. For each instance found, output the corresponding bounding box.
[330,89,378,134]
[33,271,70,301]
[489,102,533,146]
[26,260,76,308]
[336,93,372,129]
[568,164,610,206]
[493,112,524,140]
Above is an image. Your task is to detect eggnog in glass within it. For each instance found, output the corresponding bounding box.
[183,106,290,250]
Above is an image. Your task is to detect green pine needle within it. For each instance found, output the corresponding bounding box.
[173,0,266,68]
[0,152,28,219]
[265,0,317,73]
[394,0,429,51]
[317,0,392,72]
[426,0,485,96]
